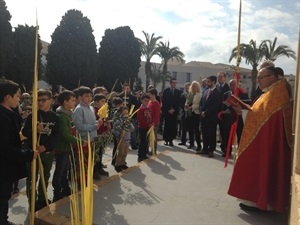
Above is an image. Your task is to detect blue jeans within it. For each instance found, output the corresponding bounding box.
[52,152,70,198]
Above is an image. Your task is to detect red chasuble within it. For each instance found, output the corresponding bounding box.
[228,79,293,212]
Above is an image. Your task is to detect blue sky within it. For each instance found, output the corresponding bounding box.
[5,0,300,74]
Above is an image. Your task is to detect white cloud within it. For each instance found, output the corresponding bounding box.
[5,0,299,74]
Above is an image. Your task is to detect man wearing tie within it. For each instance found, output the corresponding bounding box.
[198,76,223,157]
[161,78,181,146]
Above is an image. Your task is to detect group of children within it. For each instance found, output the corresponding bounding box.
[18,84,161,211]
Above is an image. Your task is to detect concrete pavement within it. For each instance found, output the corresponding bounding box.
[8,136,288,225]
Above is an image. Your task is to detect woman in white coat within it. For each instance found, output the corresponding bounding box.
[185,81,202,152]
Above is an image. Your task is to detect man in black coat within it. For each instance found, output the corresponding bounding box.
[161,78,181,146]
[199,76,223,158]
[216,72,230,149]
[0,80,38,225]
[219,79,249,157]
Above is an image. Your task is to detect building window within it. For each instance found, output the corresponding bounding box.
[186,73,191,82]
[172,72,177,79]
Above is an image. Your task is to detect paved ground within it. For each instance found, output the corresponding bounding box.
[8,136,288,225]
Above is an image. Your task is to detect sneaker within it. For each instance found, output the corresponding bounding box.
[121,165,129,170]
[138,156,149,162]
[12,188,19,194]
[115,166,123,172]
[62,188,71,196]
[196,146,202,152]
[97,168,109,176]
[93,172,102,180]
[52,194,63,202]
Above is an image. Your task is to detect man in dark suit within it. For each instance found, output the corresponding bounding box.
[219,79,249,157]
[216,71,230,150]
[216,72,230,94]
[161,78,181,146]
[198,76,223,158]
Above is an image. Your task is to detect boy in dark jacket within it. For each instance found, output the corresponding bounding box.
[22,89,59,211]
[0,80,38,225]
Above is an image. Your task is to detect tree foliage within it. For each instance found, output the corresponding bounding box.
[12,25,42,91]
[138,31,162,88]
[0,0,14,78]
[229,37,296,96]
[98,26,141,92]
[149,63,170,89]
[156,41,185,90]
[46,9,98,91]
[132,76,143,93]
[261,37,296,62]
[229,40,264,96]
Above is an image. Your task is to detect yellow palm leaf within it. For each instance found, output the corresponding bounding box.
[97,103,109,120]
[147,125,156,155]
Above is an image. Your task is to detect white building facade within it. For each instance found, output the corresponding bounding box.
[138,61,253,95]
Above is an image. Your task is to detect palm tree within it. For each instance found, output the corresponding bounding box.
[229,38,296,97]
[138,31,162,88]
[156,41,185,91]
[149,63,171,88]
[229,39,265,96]
[261,37,296,61]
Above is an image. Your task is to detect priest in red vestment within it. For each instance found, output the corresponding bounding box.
[227,66,293,213]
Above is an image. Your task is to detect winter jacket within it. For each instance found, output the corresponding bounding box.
[0,105,33,181]
[55,106,78,153]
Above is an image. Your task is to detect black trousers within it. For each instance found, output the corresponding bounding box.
[163,113,177,142]
[220,114,244,153]
[187,112,201,147]
[138,128,149,159]
[0,180,13,224]
[180,114,188,144]
[201,116,218,152]
[220,114,234,153]
[236,115,244,144]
